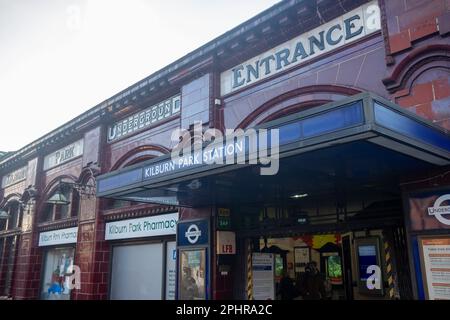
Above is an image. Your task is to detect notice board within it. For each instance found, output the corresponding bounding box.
[419,236,450,300]
[252,253,275,300]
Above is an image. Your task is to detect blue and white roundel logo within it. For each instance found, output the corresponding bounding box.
[185,224,202,244]
[428,194,450,226]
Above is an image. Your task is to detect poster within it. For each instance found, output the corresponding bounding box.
[421,237,450,300]
[252,253,275,300]
[294,247,310,273]
[179,249,206,300]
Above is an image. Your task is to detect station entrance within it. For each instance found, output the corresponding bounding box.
[230,199,413,300]
[96,94,450,300]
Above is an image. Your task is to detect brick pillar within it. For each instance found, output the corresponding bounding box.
[12,232,41,299]
[93,217,109,300]
[11,199,41,300]
[72,191,109,300]
[73,222,95,300]
[0,237,9,294]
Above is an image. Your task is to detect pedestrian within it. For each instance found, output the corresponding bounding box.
[297,261,327,300]
[277,270,297,300]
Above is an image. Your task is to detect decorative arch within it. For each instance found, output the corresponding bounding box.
[78,166,100,187]
[0,193,22,209]
[0,193,23,231]
[382,44,450,93]
[237,85,361,129]
[41,174,78,200]
[36,174,78,222]
[111,145,171,171]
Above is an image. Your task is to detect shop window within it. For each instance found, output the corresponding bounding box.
[41,204,54,223]
[41,247,75,300]
[41,188,80,223]
[110,241,177,300]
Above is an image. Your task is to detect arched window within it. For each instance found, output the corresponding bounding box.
[0,200,23,231]
[41,187,80,223]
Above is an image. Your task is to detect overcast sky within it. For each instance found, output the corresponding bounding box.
[0,0,279,152]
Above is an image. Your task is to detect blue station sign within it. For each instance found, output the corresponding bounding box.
[177,220,209,247]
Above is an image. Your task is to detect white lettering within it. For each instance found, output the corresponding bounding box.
[221,1,380,95]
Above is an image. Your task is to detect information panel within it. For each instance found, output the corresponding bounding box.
[421,237,450,300]
[252,253,275,300]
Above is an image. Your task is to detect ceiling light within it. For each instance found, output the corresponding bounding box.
[290,193,308,199]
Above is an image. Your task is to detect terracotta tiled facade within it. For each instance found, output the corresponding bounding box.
[0,0,449,300]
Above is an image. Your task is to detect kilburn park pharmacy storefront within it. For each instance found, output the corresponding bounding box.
[1,0,450,301]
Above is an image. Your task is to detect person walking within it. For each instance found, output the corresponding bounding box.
[297,261,327,300]
[278,270,297,300]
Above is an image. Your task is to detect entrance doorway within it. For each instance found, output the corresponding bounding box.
[258,234,345,300]
[245,227,410,300]
[232,198,414,300]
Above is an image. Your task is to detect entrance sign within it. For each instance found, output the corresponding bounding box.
[420,237,450,300]
[252,253,275,300]
[221,1,380,95]
[39,227,78,247]
[43,140,84,170]
[105,212,178,240]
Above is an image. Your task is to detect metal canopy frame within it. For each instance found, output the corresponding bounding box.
[96,92,450,204]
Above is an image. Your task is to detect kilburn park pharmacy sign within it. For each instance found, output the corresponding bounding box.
[105,212,178,240]
[220,1,381,95]
[38,227,78,247]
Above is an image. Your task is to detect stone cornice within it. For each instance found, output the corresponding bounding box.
[36,217,78,232]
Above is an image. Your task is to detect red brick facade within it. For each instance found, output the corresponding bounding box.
[0,0,449,300]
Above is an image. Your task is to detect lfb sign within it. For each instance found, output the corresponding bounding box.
[216,231,236,255]
[177,220,209,247]
[428,194,450,226]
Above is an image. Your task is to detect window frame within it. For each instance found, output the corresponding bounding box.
[41,188,80,223]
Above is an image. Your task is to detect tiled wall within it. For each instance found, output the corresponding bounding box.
[181,74,212,129]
